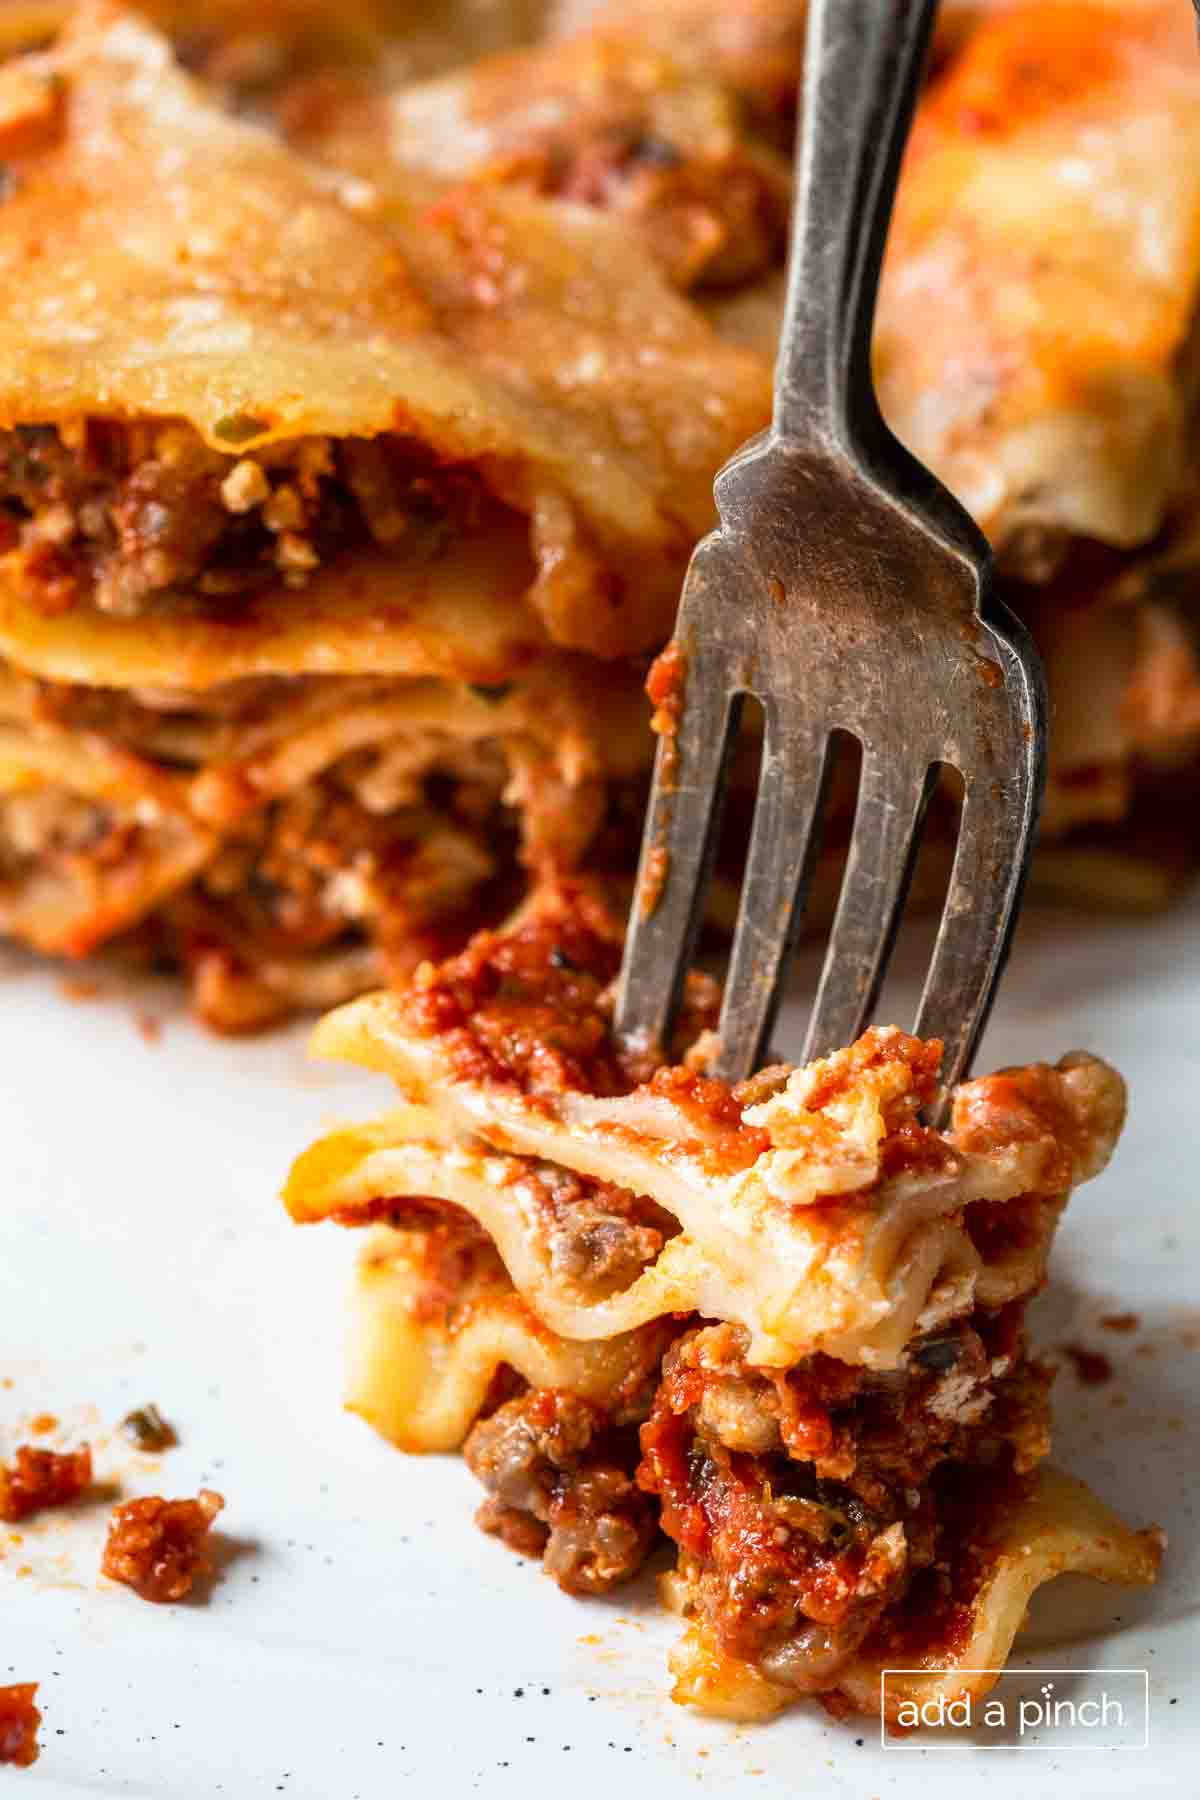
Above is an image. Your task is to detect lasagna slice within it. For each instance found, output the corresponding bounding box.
[882,0,1200,885]
[283,897,1162,1723]
[0,656,648,1028]
[709,0,1200,896]
[0,3,769,1023]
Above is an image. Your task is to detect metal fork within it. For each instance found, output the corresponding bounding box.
[614,0,1046,1117]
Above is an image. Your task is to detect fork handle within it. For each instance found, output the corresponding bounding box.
[773,0,938,451]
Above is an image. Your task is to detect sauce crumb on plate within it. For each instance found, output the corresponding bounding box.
[0,1684,40,1767]
[101,1489,224,1602]
[0,1444,92,1521]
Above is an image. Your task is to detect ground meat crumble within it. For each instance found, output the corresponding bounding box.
[0,420,501,619]
[465,1389,655,1594]
[0,1685,40,1768]
[100,1489,225,1602]
[0,1443,92,1521]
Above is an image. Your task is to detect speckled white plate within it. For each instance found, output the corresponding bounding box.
[3,892,1197,1799]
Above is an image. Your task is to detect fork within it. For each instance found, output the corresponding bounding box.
[613,0,1047,1118]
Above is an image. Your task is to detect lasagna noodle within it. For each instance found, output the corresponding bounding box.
[0,3,770,660]
[0,654,650,975]
[0,718,214,952]
[286,992,1124,1368]
[547,0,808,123]
[351,1222,677,1454]
[0,0,559,81]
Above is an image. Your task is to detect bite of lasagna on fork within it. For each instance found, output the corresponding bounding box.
[283,891,1162,1723]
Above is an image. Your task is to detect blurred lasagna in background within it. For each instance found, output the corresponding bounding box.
[0,0,769,1026]
[283,899,1162,1721]
[0,0,1197,1027]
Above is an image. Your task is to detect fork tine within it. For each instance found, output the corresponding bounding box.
[713,718,832,1082]
[614,659,741,1062]
[914,618,1046,1117]
[914,782,1030,1118]
[801,751,936,1064]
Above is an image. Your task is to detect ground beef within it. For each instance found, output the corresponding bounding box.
[0,1685,40,1768]
[465,1389,655,1594]
[100,1489,224,1602]
[512,1162,678,1299]
[0,788,127,885]
[156,749,517,1032]
[640,1382,914,1684]
[0,1444,92,1522]
[0,421,499,619]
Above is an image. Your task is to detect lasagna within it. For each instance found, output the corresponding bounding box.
[283,897,1162,1723]
[0,1,768,1025]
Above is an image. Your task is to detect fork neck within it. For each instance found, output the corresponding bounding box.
[772,0,938,456]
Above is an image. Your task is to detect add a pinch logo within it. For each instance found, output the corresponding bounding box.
[880,1669,1150,1749]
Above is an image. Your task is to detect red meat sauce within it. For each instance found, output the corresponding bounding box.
[400,896,636,1098]
[346,1201,504,1325]
[0,1443,92,1522]
[341,1173,678,1306]
[1062,1343,1114,1386]
[645,638,687,726]
[965,1190,1055,1264]
[858,1462,1035,1667]
[951,1061,1099,1196]
[397,903,962,1179]
[635,1311,1050,1688]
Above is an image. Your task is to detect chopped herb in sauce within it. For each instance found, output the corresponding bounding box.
[120,1404,178,1453]
[212,412,269,446]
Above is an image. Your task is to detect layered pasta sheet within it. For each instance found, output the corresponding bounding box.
[283,900,1162,1722]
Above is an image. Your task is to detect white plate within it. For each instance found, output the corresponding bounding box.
[2,896,1197,1798]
